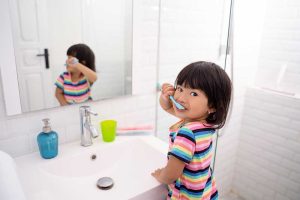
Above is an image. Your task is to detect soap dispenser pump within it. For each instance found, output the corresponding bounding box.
[37,118,58,159]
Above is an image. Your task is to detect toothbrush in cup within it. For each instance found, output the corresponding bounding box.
[158,83,185,110]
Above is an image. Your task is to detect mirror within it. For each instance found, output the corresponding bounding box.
[8,0,132,113]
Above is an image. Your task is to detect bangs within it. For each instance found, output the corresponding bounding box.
[67,47,77,57]
[175,63,208,91]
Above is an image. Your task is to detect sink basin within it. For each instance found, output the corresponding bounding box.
[14,136,168,200]
[41,138,165,178]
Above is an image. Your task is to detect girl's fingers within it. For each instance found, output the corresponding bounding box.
[160,83,175,103]
[151,169,159,176]
[162,83,173,91]
[162,84,174,92]
[162,87,175,96]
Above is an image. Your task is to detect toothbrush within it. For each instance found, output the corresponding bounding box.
[157,83,185,110]
[169,95,185,110]
[117,125,153,131]
[64,58,79,66]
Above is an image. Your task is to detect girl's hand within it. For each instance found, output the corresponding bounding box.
[66,57,79,68]
[160,83,175,111]
[152,156,185,185]
[66,56,97,84]
[151,168,163,183]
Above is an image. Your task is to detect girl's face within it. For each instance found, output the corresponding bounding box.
[173,85,215,123]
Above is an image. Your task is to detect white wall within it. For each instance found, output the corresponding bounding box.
[0,0,159,157]
[233,88,300,200]
[255,0,300,95]
[231,0,300,199]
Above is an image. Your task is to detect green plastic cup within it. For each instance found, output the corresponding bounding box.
[100,120,117,142]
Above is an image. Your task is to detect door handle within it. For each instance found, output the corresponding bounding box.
[37,48,50,69]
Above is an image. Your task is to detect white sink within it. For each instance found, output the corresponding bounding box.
[41,138,164,178]
[14,136,168,200]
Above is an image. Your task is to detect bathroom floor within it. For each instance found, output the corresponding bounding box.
[221,192,245,200]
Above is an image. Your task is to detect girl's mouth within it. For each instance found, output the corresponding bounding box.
[174,105,186,112]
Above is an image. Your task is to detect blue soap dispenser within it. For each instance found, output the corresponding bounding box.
[37,118,58,159]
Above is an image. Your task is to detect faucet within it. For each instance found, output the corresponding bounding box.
[79,106,99,146]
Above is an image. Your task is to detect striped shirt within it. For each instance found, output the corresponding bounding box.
[167,121,218,200]
[55,72,92,104]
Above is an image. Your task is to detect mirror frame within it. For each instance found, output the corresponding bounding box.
[0,0,22,116]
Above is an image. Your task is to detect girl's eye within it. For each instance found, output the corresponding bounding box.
[190,92,198,96]
[176,87,183,92]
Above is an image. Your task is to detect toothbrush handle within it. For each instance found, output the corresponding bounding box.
[169,95,176,102]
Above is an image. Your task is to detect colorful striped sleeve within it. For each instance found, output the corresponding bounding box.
[168,127,196,164]
[55,74,64,90]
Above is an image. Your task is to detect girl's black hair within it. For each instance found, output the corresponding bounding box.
[67,44,96,72]
[175,61,232,129]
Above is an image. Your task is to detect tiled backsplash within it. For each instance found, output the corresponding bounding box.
[0,94,157,157]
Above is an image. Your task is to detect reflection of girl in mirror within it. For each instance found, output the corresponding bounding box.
[55,44,97,106]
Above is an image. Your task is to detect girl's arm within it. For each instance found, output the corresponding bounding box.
[75,63,97,84]
[67,58,97,84]
[55,87,68,106]
[151,155,185,184]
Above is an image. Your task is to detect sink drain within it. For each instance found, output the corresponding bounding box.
[97,177,114,190]
[91,154,97,160]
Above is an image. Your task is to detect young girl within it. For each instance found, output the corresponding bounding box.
[55,44,97,106]
[152,61,232,200]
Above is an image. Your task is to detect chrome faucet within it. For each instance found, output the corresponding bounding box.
[79,106,99,146]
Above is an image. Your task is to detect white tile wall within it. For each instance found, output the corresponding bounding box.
[256,0,300,95]
[230,0,300,199]
[233,88,300,200]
